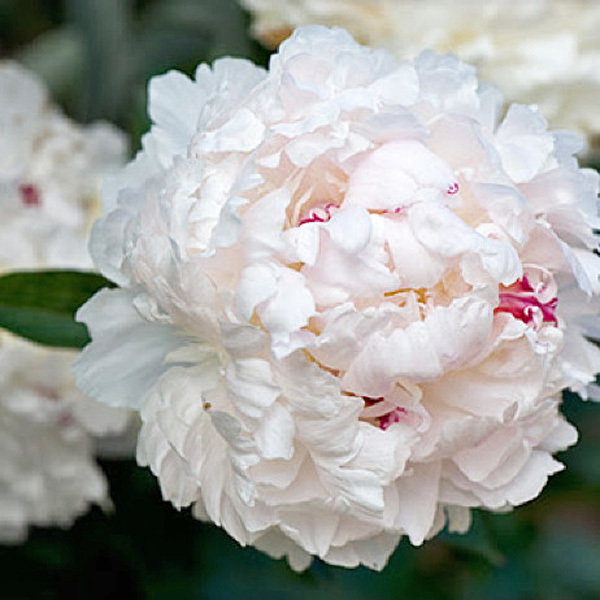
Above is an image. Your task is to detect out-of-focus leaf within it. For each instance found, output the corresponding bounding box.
[199,0,256,58]
[0,0,61,53]
[65,0,133,122]
[438,512,506,568]
[582,150,600,173]
[141,0,253,58]
[16,25,85,105]
[136,0,254,80]
[0,270,112,348]
[560,391,600,487]
[536,528,600,596]
[135,27,214,79]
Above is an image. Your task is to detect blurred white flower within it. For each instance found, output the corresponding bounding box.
[241,0,600,153]
[0,335,121,542]
[0,62,131,542]
[75,27,600,570]
[0,62,126,270]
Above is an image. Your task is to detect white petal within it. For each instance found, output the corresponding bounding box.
[344,140,456,211]
[495,104,554,183]
[343,297,494,396]
[394,462,441,545]
[74,289,182,410]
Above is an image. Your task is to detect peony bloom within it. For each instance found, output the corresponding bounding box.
[0,336,118,542]
[0,62,131,542]
[240,0,600,154]
[0,62,126,270]
[75,27,600,570]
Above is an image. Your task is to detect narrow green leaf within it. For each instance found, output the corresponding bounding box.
[16,26,86,107]
[65,0,133,122]
[0,270,113,349]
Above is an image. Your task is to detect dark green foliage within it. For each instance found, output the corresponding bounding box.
[0,270,112,348]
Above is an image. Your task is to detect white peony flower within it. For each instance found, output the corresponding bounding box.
[0,62,131,542]
[75,27,600,570]
[0,335,116,542]
[240,0,600,154]
[0,62,127,270]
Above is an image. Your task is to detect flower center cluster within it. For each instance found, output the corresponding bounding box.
[298,202,338,225]
[360,396,409,429]
[357,377,424,431]
[19,183,41,207]
[495,272,558,328]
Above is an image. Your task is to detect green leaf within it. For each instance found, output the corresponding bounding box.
[16,26,86,108]
[65,0,133,122]
[0,270,113,349]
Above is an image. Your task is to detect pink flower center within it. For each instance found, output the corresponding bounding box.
[447,182,459,195]
[57,412,75,429]
[495,274,558,327]
[360,396,416,430]
[379,407,409,430]
[35,385,60,401]
[19,183,41,207]
[298,202,338,225]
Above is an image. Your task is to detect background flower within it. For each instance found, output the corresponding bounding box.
[241,0,600,156]
[75,26,600,570]
[0,61,132,542]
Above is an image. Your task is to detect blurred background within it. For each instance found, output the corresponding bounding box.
[1,1,600,598]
